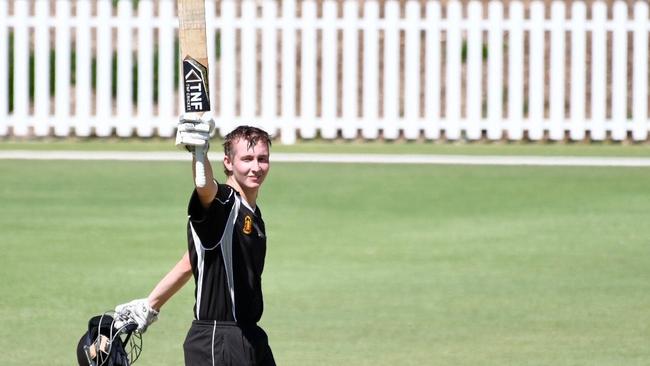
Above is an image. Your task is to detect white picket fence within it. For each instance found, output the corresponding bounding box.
[0,0,649,144]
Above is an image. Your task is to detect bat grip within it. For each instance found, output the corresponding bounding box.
[194,146,207,188]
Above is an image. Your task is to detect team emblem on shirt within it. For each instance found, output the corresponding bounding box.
[243,215,253,235]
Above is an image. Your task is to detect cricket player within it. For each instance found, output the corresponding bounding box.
[115,117,276,366]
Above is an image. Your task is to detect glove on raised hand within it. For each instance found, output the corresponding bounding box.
[114,298,159,334]
[175,112,216,154]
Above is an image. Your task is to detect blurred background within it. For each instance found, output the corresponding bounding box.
[1,0,649,143]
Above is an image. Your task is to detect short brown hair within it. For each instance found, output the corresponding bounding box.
[222,126,272,175]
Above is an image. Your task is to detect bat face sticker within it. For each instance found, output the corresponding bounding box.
[183,57,210,113]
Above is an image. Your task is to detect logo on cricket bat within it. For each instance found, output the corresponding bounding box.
[183,57,210,112]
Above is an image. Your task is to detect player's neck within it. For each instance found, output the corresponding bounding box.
[226,177,258,209]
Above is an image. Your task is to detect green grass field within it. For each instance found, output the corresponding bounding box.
[1,156,649,365]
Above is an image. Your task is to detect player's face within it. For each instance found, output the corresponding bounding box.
[224,138,270,191]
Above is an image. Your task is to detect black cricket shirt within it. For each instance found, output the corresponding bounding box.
[186,183,268,324]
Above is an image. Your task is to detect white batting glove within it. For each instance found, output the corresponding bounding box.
[175,112,215,153]
[114,298,159,334]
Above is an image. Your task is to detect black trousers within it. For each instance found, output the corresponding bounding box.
[183,321,276,366]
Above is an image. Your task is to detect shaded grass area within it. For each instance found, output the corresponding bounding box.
[0,160,649,365]
[0,138,649,157]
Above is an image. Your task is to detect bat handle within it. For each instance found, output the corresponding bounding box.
[194,145,207,188]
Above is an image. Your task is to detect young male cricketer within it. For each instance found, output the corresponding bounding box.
[115,116,276,366]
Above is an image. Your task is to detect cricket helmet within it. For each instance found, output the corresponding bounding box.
[76,313,142,366]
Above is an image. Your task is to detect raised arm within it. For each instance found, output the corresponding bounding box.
[176,113,218,209]
[192,154,218,209]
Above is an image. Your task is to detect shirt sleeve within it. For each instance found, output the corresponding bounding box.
[187,184,235,248]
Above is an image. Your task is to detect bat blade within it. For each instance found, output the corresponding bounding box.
[178,0,210,187]
[178,0,210,114]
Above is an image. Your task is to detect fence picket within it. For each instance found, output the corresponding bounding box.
[590,1,607,141]
[281,0,297,143]
[0,0,6,136]
[206,0,217,133]
[528,1,545,141]
[54,0,72,137]
[96,0,113,137]
[611,1,628,141]
[549,1,566,141]
[116,0,134,137]
[362,1,380,139]
[487,1,503,141]
[424,1,441,140]
[445,0,462,140]
[507,1,524,140]
[300,0,317,139]
[383,1,400,140]
[158,0,176,137]
[34,0,51,137]
[321,0,337,140]
[404,1,421,140]
[136,0,155,137]
[261,1,278,136]
[342,0,360,139]
[241,0,257,125]
[13,0,29,137]
[220,0,236,136]
[569,1,586,141]
[466,1,482,140]
[76,0,93,137]
[632,1,649,141]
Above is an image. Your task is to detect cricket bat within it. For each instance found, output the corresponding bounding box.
[178,0,210,188]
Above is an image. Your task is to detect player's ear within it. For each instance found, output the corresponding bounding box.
[223,155,233,174]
